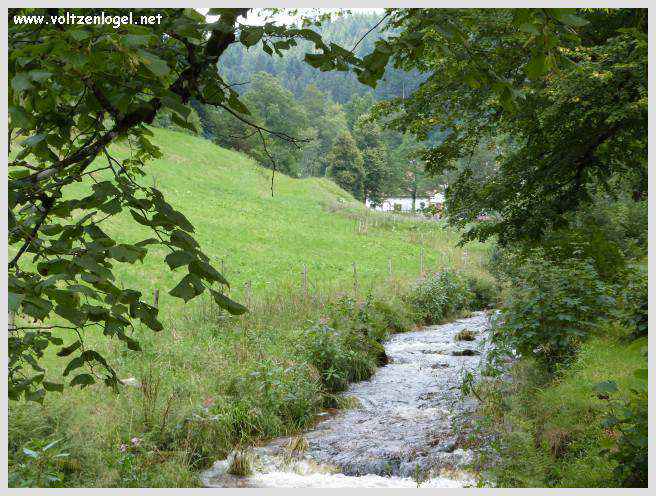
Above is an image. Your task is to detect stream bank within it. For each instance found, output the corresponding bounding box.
[202,311,491,488]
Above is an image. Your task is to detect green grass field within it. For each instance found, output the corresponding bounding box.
[29,126,489,309]
[9,127,492,487]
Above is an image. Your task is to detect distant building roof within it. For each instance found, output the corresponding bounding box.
[366,194,445,212]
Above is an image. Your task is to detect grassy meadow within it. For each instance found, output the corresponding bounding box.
[9,127,492,487]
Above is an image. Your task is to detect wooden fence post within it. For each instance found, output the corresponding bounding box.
[153,289,159,308]
[302,264,308,299]
[420,247,424,276]
[245,281,252,309]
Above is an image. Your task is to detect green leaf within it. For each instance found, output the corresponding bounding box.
[43,381,64,392]
[70,373,96,388]
[240,26,263,47]
[73,255,114,281]
[165,250,195,270]
[189,260,229,286]
[11,73,33,92]
[162,93,191,119]
[57,340,82,357]
[63,356,85,376]
[129,209,152,227]
[9,104,33,129]
[210,289,248,315]
[593,380,618,395]
[171,112,199,133]
[227,90,251,115]
[54,305,88,327]
[21,133,46,149]
[551,10,589,27]
[119,289,142,304]
[8,291,24,313]
[169,273,205,302]
[22,296,53,321]
[519,23,541,35]
[170,229,199,250]
[123,34,152,47]
[117,331,142,351]
[130,302,163,332]
[109,244,147,263]
[525,54,547,80]
[28,70,53,83]
[137,49,170,77]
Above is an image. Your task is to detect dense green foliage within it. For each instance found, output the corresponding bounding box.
[596,369,648,487]
[469,333,647,488]
[369,8,647,244]
[471,196,647,486]
[406,269,495,325]
[494,255,612,368]
[619,265,648,340]
[326,132,365,201]
[218,11,422,104]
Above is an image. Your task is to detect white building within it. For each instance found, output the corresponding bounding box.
[367,192,445,213]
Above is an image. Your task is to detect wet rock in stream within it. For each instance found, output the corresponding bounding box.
[202,311,492,488]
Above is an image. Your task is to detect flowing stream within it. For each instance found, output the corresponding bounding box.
[202,311,491,488]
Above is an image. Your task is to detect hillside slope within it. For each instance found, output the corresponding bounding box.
[62,126,487,311]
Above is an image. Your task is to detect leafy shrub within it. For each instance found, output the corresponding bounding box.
[465,275,498,310]
[325,294,415,365]
[406,269,471,324]
[576,195,647,258]
[471,335,646,488]
[221,358,321,438]
[369,298,414,333]
[327,294,410,341]
[618,199,648,253]
[491,197,647,285]
[618,264,647,340]
[301,324,377,396]
[8,438,70,488]
[595,369,648,487]
[496,254,612,368]
[540,227,627,282]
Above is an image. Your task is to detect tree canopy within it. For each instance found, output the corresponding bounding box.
[366,8,647,243]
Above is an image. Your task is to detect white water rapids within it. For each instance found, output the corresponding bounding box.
[202,311,492,488]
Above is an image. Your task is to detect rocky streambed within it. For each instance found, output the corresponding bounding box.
[202,311,492,488]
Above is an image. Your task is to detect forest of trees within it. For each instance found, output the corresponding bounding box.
[154,13,465,205]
